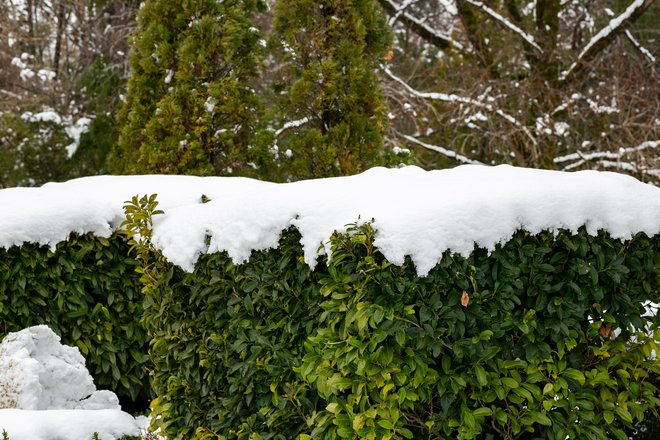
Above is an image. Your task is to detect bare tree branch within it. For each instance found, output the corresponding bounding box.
[378,0,464,51]
[561,0,656,82]
[399,133,484,164]
[381,64,538,146]
[554,140,658,164]
[604,8,657,65]
[463,0,542,53]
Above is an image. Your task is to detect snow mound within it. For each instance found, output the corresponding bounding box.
[0,409,140,440]
[0,325,120,411]
[0,165,659,276]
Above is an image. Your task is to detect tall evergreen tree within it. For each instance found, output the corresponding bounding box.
[271,0,392,179]
[109,0,266,175]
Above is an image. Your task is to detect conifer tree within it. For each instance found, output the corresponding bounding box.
[271,0,392,179]
[109,0,266,175]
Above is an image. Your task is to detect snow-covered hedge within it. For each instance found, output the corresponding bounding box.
[1,165,659,439]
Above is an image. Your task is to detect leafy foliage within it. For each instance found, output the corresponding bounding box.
[121,194,165,295]
[0,234,151,412]
[270,0,393,179]
[109,0,267,176]
[143,221,659,439]
[0,112,72,188]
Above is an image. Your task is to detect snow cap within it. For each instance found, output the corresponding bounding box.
[0,165,658,276]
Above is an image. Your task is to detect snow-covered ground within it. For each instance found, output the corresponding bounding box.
[0,409,144,440]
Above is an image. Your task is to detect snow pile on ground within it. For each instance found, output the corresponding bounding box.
[0,325,120,411]
[0,165,659,275]
[0,326,140,439]
[0,409,140,440]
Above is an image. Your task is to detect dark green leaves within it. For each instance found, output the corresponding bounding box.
[136,224,659,439]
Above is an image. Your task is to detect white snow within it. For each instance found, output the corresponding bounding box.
[204,96,216,113]
[21,110,62,125]
[64,117,92,158]
[554,140,659,164]
[37,69,56,82]
[20,110,92,158]
[275,117,309,137]
[0,326,120,411]
[0,409,140,440]
[0,326,140,440]
[0,165,658,276]
[401,134,482,165]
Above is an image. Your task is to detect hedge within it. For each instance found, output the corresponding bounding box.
[0,233,151,412]
[144,223,659,440]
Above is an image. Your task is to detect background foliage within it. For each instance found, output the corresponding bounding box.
[108,0,267,176]
[1,0,656,185]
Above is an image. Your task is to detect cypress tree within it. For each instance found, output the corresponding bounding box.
[272,0,392,179]
[109,0,266,175]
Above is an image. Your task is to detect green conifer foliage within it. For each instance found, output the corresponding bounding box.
[109,0,266,175]
[272,0,392,179]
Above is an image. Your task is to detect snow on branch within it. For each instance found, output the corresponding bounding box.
[604,8,656,64]
[382,65,537,145]
[462,0,542,53]
[596,161,660,179]
[399,133,483,164]
[438,0,458,15]
[388,0,416,26]
[378,0,464,51]
[560,0,655,82]
[554,140,658,164]
[623,29,657,64]
[274,117,309,137]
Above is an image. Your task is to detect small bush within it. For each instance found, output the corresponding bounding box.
[145,223,659,439]
[0,233,151,411]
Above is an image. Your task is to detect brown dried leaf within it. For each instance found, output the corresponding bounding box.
[461,291,470,307]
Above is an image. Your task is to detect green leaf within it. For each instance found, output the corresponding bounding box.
[563,369,586,386]
[613,406,633,424]
[473,407,493,417]
[535,412,552,426]
[502,377,519,389]
[377,419,394,430]
[475,366,488,387]
[604,410,614,425]
[543,383,554,396]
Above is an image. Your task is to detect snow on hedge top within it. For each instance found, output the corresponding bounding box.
[0,165,658,275]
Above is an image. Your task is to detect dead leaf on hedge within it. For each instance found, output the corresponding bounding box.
[461,291,469,307]
[599,323,615,339]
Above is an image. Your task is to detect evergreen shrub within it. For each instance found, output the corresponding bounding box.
[145,223,659,439]
[0,234,151,412]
